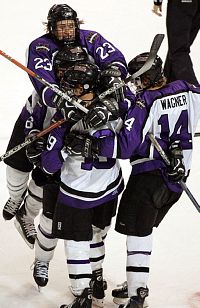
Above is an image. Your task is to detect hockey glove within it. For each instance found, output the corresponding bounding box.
[26,136,47,167]
[84,98,119,128]
[53,94,84,122]
[99,64,125,102]
[64,132,99,158]
[167,141,185,182]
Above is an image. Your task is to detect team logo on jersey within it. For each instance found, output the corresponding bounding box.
[36,43,50,52]
[136,99,145,109]
[87,31,98,44]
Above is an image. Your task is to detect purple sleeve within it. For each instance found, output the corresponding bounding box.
[26,34,59,107]
[99,104,147,159]
[79,29,128,78]
[24,104,48,136]
[119,88,136,119]
[41,125,68,174]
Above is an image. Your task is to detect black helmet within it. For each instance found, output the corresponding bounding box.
[54,45,88,72]
[63,62,99,93]
[47,4,79,42]
[128,52,164,87]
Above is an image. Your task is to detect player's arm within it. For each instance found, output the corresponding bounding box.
[99,105,146,159]
[26,39,58,107]
[41,125,68,174]
[65,102,146,160]
[80,29,128,78]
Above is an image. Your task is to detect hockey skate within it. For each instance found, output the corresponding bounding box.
[112,281,128,305]
[3,197,24,220]
[60,286,93,308]
[14,203,37,249]
[91,268,107,307]
[33,259,49,289]
[118,287,149,308]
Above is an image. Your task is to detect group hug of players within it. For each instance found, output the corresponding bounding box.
[2,4,200,308]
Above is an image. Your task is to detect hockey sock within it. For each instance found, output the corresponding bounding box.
[64,240,92,296]
[126,233,153,297]
[35,214,58,262]
[6,165,29,200]
[89,225,110,271]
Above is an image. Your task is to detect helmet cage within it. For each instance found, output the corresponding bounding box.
[47,4,79,43]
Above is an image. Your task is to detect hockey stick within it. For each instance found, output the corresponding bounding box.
[0,50,88,114]
[148,132,200,213]
[0,118,66,162]
[93,33,165,102]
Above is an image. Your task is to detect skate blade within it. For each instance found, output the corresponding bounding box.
[14,219,34,249]
[92,297,104,307]
[113,297,128,305]
[113,298,148,307]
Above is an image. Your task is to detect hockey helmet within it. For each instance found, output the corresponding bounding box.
[128,52,164,88]
[54,45,89,78]
[47,4,79,43]
[62,62,100,95]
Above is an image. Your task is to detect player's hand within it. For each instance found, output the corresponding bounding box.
[64,132,99,158]
[26,136,47,166]
[152,4,162,17]
[167,141,185,182]
[99,64,124,102]
[53,94,84,122]
[84,98,119,128]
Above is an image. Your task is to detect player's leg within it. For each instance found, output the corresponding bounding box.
[53,203,93,308]
[15,178,43,248]
[90,198,118,307]
[3,115,33,220]
[164,0,199,84]
[115,171,182,308]
[33,182,59,288]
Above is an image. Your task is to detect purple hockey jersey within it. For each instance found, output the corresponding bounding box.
[41,118,124,209]
[26,30,127,108]
[98,80,200,193]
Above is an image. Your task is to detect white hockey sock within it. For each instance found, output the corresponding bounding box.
[24,179,43,220]
[90,225,110,272]
[126,234,153,297]
[35,214,58,262]
[6,166,29,200]
[64,240,92,296]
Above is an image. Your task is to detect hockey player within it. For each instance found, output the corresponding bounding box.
[3,45,88,250]
[27,3,127,111]
[3,3,127,224]
[38,61,131,308]
[64,52,200,307]
[152,0,200,84]
[2,91,43,248]
[25,45,91,288]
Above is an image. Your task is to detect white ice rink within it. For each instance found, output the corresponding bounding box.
[1,0,200,307]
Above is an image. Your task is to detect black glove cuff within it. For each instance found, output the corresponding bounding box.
[154,1,162,5]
